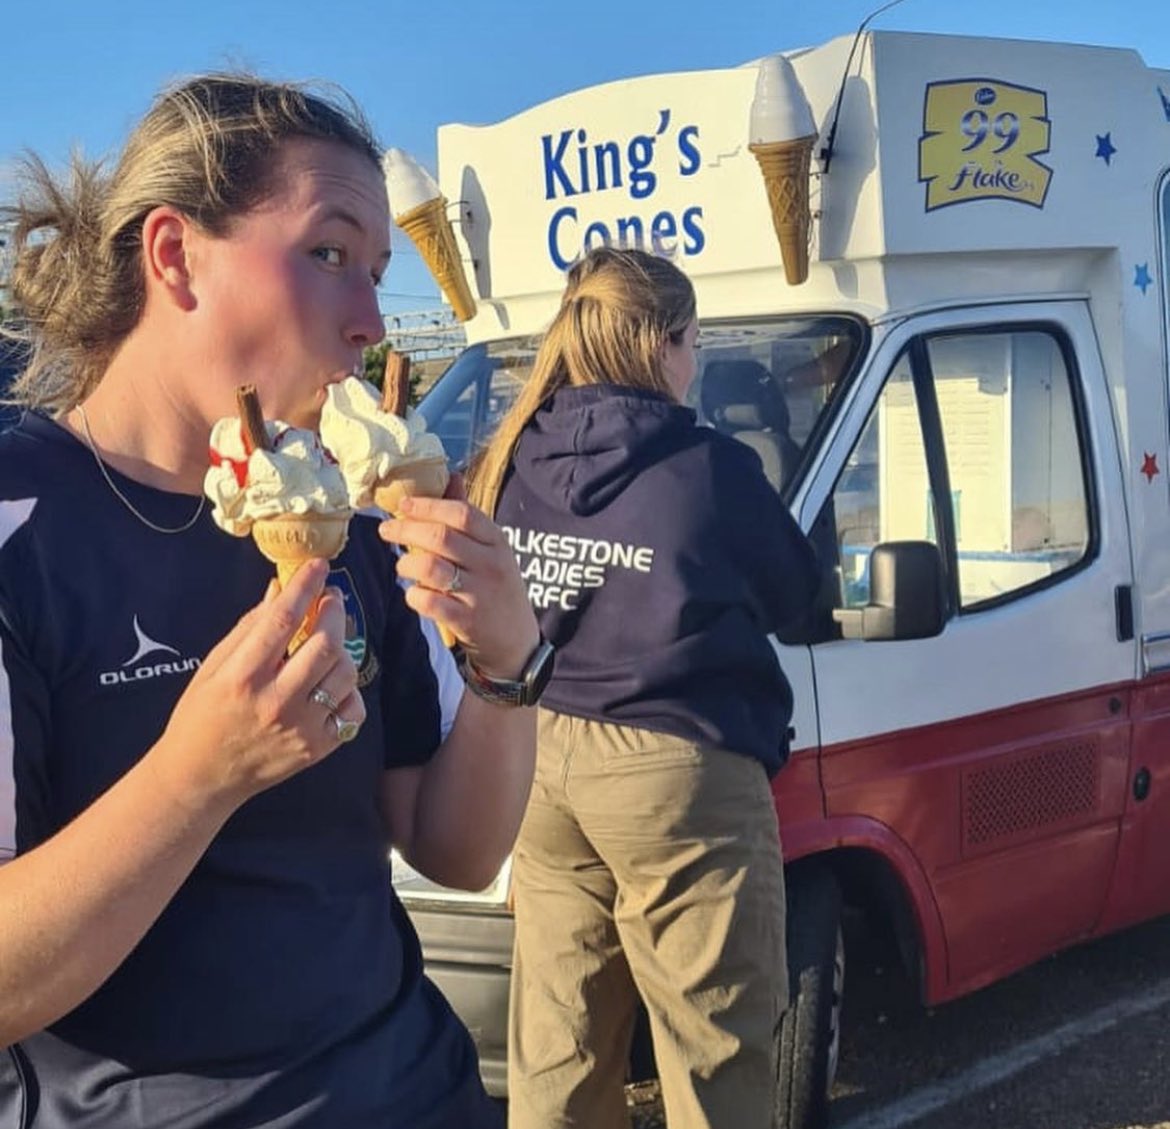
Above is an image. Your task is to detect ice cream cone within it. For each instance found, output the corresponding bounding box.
[749,136,816,286]
[371,457,457,648]
[395,197,477,322]
[371,456,451,516]
[252,512,353,653]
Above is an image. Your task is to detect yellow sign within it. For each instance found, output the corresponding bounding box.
[918,80,1052,211]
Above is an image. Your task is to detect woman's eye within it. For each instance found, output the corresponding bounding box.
[314,246,344,267]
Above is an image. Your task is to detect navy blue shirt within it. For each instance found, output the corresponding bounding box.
[0,413,499,1128]
[495,384,818,775]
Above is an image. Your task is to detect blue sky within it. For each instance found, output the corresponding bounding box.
[4,0,1169,314]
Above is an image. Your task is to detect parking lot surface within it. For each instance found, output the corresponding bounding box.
[621,914,1170,1128]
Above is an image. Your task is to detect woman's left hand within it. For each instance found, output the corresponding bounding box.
[379,475,539,678]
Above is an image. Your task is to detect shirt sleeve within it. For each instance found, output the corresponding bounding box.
[0,621,18,861]
[378,573,464,770]
[712,439,821,633]
[0,497,49,861]
[0,595,52,863]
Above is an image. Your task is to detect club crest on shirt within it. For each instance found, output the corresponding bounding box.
[327,566,379,687]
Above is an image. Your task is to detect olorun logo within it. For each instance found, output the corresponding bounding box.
[99,615,201,687]
[124,615,179,664]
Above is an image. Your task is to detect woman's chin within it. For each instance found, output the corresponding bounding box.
[286,392,327,431]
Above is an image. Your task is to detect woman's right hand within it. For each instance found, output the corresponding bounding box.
[151,559,365,813]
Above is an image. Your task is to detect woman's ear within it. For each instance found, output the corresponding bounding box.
[140,205,197,311]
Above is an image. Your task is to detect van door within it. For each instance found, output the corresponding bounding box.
[798,301,1134,1001]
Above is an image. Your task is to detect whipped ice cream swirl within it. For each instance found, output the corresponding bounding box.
[319,376,446,509]
[204,418,350,536]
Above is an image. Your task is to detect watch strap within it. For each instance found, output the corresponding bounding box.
[454,639,555,708]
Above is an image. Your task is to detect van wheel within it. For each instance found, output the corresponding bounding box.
[775,864,844,1129]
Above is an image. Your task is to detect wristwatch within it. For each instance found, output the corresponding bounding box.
[454,638,556,708]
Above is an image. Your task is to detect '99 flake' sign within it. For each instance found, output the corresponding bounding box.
[918,79,1052,211]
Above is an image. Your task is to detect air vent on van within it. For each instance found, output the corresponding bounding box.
[962,741,1099,854]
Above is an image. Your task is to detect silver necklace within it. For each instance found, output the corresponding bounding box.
[75,404,206,535]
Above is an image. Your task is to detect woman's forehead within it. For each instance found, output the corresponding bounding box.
[265,138,387,218]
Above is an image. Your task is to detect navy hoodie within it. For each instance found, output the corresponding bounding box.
[495,384,819,775]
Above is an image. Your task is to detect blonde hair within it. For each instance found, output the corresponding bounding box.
[3,73,380,415]
[468,246,696,516]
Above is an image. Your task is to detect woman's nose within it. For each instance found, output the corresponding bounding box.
[346,281,386,349]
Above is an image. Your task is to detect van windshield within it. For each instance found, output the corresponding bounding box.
[419,315,864,496]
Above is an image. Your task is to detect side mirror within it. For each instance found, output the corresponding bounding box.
[832,541,947,641]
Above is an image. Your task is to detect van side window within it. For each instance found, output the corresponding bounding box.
[826,328,1090,619]
[928,331,1090,608]
[833,352,939,608]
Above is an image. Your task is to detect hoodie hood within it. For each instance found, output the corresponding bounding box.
[511,384,696,515]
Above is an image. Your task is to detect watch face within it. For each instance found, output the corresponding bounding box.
[522,640,556,705]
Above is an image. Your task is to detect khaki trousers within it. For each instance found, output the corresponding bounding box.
[507,711,786,1129]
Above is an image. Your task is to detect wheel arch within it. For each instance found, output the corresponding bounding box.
[783,816,948,1004]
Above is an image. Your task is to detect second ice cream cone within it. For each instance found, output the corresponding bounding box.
[372,456,451,516]
[395,197,477,322]
[371,458,457,648]
[750,136,815,285]
[318,373,458,648]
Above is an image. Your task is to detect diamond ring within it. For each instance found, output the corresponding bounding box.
[310,686,341,713]
[446,564,464,594]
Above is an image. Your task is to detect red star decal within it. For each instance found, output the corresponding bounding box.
[1142,452,1160,482]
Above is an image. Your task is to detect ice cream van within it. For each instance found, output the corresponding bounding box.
[387,27,1170,1126]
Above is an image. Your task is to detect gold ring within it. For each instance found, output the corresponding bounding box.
[332,713,361,743]
[447,564,464,594]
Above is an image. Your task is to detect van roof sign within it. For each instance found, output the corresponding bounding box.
[435,30,1170,335]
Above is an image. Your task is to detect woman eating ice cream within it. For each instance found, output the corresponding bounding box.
[0,72,543,1128]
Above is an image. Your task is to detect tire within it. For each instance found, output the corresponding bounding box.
[775,863,845,1129]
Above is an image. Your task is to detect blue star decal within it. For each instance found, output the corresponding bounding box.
[1095,133,1116,165]
[1135,263,1153,295]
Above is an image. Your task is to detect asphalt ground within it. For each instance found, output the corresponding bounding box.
[623,912,1170,1129]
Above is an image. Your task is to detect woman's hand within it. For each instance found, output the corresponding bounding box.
[379,475,539,678]
[152,559,365,812]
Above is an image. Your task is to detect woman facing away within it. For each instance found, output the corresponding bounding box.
[0,73,545,1128]
[469,246,822,1129]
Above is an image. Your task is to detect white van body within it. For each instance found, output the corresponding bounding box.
[396,29,1170,1121]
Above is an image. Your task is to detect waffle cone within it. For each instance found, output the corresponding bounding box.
[372,458,457,648]
[274,559,304,590]
[395,197,477,322]
[372,456,451,515]
[251,512,353,653]
[750,137,816,285]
